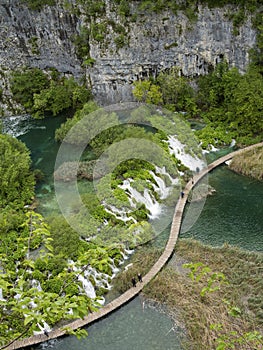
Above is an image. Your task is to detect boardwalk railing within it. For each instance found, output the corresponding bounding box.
[3,142,263,350]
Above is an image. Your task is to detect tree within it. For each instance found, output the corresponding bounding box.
[229,67,263,135]
[0,134,35,208]
[0,211,122,347]
[132,80,163,105]
[10,68,49,111]
[157,67,196,113]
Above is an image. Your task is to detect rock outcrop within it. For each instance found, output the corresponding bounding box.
[0,0,257,113]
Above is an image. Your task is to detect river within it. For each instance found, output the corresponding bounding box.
[2,115,263,349]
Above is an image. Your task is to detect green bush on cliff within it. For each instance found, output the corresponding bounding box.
[10,68,92,118]
[21,0,55,11]
[10,68,49,111]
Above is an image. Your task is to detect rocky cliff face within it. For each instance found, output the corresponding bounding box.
[0,0,81,75]
[0,0,257,113]
[0,0,83,114]
[89,3,256,104]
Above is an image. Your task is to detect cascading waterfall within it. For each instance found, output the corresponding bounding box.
[2,114,37,137]
[167,136,205,171]
[0,288,5,301]
[149,171,172,199]
[120,179,162,220]
[104,204,137,223]
[155,166,179,186]
[104,166,179,223]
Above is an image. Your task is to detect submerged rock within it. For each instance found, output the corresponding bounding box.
[54,160,107,182]
[188,184,216,202]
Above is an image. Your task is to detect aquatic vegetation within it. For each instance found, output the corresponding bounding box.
[143,238,263,349]
[229,145,263,181]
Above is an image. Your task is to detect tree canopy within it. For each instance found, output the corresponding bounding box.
[0,134,35,208]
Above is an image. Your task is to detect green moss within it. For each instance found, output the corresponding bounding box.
[21,0,55,11]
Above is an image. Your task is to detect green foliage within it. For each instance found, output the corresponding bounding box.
[32,78,92,118]
[132,61,263,147]
[73,26,90,59]
[157,67,196,113]
[183,262,227,298]
[21,0,55,11]
[0,210,124,346]
[55,100,99,142]
[77,0,106,17]
[0,134,35,208]
[48,216,90,259]
[0,132,126,346]
[10,68,91,118]
[91,22,107,42]
[132,80,163,105]
[195,124,234,148]
[211,326,263,349]
[63,327,88,339]
[114,34,128,49]
[10,68,49,111]
[117,0,130,17]
[196,63,263,145]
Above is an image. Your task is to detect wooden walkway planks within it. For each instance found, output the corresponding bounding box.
[3,142,263,350]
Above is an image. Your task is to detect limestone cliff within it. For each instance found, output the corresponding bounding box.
[0,0,257,114]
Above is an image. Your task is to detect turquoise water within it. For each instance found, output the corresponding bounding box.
[181,165,263,251]
[3,116,263,349]
[37,297,182,350]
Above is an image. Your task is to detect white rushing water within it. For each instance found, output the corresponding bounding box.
[103,165,179,224]
[167,136,206,171]
[104,204,137,223]
[119,179,162,220]
[0,288,5,301]
[2,114,35,137]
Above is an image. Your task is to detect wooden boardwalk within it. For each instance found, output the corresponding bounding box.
[3,142,263,350]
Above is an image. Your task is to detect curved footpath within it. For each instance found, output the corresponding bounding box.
[4,142,263,350]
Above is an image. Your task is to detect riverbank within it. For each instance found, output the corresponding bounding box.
[229,145,263,181]
[142,239,263,349]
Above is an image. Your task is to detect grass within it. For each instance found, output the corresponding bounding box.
[229,146,263,181]
[140,239,263,349]
[112,246,162,293]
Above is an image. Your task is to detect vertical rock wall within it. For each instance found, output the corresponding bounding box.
[88,4,256,104]
[0,0,257,112]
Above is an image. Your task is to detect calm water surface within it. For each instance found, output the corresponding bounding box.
[181,166,263,252]
[37,297,182,350]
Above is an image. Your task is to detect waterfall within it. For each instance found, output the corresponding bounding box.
[149,171,171,199]
[77,274,96,299]
[104,204,137,223]
[0,288,5,301]
[2,114,33,137]
[31,279,42,291]
[120,179,162,220]
[167,136,205,171]
[33,321,52,335]
[155,166,179,186]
